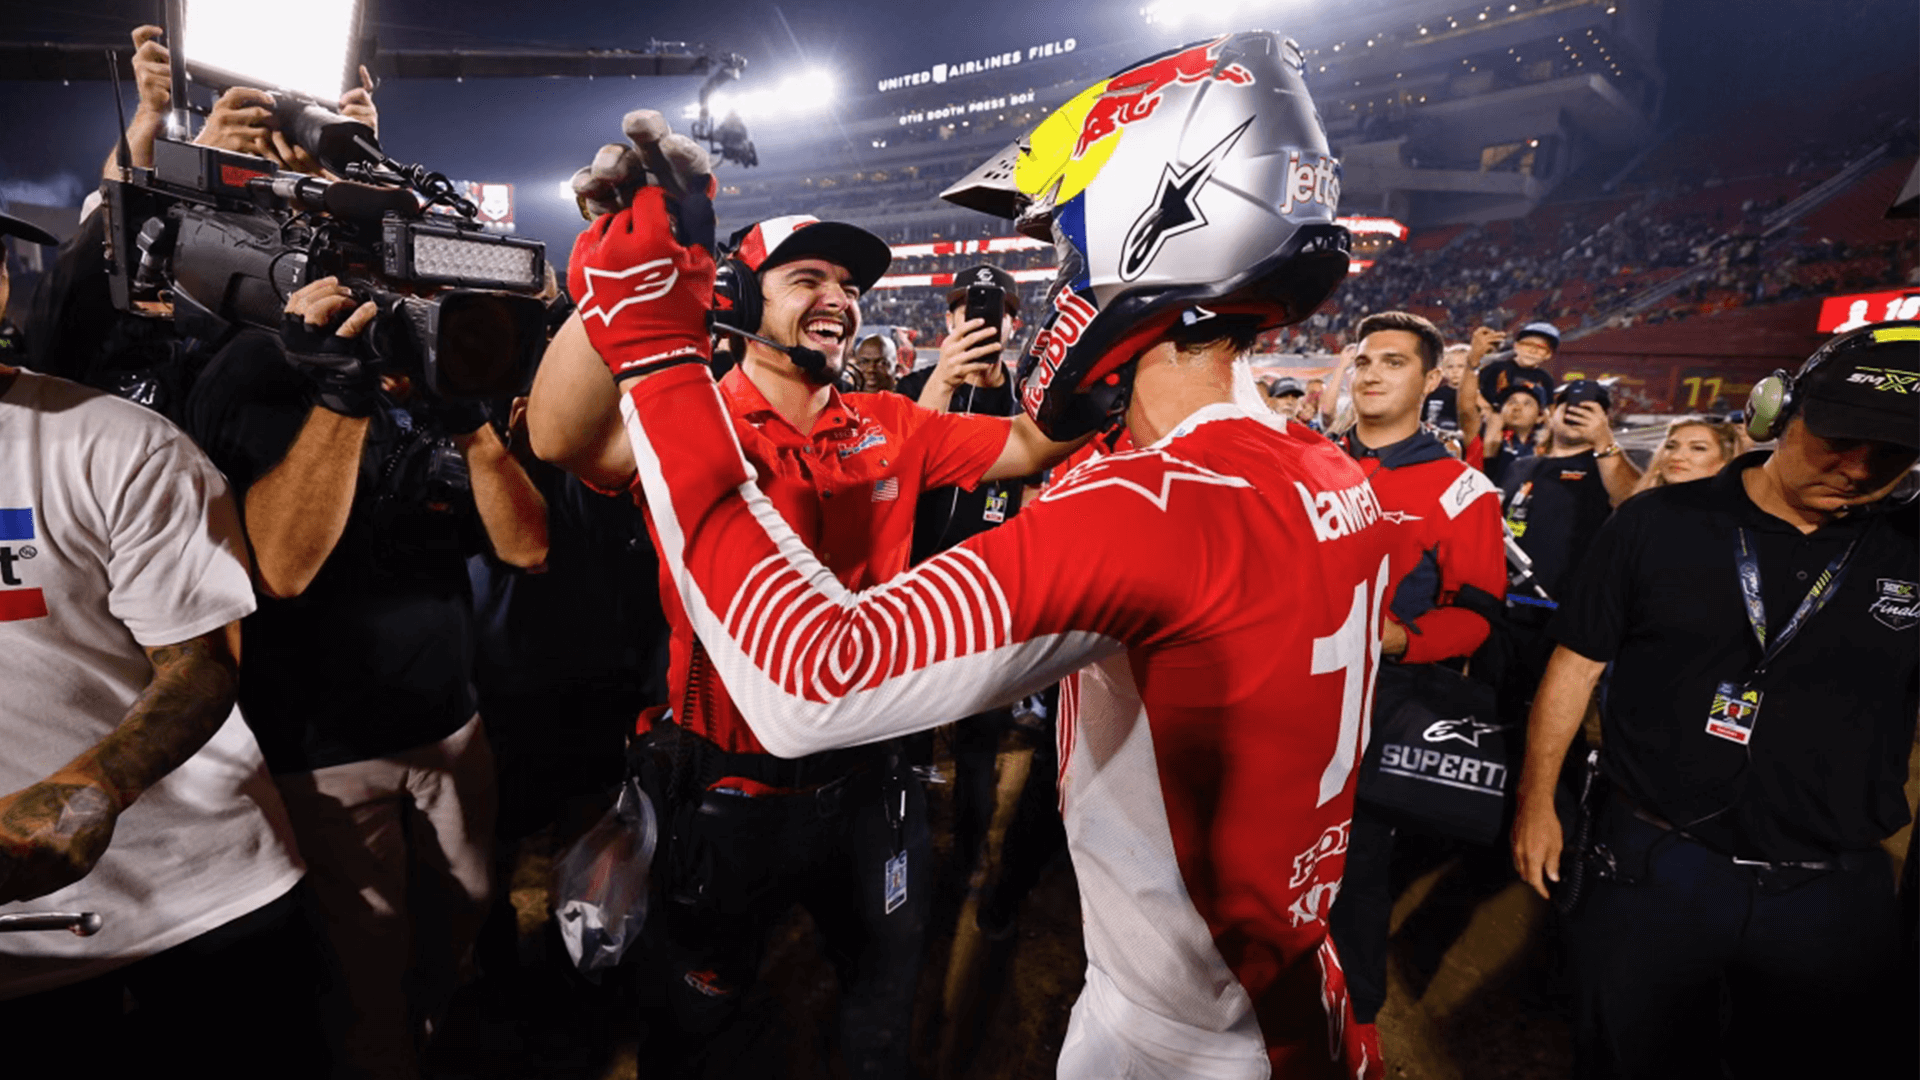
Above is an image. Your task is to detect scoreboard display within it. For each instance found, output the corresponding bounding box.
[1817,288,1920,334]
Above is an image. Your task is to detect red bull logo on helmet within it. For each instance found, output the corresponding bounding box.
[1022,284,1100,414]
[1072,37,1255,159]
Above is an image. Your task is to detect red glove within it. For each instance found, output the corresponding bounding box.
[568,184,716,381]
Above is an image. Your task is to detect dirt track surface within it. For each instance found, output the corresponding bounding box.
[422,745,1917,1078]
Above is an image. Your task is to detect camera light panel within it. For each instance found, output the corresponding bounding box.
[184,0,361,104]
[405,230,544,291]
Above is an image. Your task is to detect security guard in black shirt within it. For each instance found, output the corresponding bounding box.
[1512,323,1920,1078]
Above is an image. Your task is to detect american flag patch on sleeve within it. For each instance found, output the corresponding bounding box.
[872,477,900,502]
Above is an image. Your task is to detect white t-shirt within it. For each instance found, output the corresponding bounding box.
[0,371,303,999]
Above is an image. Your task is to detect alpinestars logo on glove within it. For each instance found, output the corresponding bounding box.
[579,258,681,325]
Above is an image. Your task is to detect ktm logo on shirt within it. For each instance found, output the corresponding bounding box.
[0,507,48,622]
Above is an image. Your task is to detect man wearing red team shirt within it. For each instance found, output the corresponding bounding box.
[558,30,1396,1074]
[528,158,1080,1073]
[1322,311,1508,1025]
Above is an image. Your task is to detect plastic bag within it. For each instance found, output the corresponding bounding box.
[552,775,657,975]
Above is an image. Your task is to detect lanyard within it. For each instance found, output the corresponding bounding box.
[1733,528,1859,677]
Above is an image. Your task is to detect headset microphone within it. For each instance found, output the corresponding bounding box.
[713,322,832,383]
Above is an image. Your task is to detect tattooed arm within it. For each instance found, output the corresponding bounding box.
[0,623,242,904]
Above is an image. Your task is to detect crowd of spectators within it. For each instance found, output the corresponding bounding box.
[1314,167,1914,349]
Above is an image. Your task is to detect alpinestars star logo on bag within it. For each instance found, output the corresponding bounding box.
[1422,717,1501,747]
[1119,118,1252,281]
[578,258,680,325]
[1870,578,1920,631]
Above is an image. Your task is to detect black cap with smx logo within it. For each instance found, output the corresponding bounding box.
[1799,321,1920,450]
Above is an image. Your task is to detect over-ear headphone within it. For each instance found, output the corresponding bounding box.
[711,253,763,344]
[1744,366,1795,443]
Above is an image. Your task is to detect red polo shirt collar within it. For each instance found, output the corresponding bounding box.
[719,365,858,449]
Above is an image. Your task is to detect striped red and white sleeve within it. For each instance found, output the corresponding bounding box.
[620,365,1157,757]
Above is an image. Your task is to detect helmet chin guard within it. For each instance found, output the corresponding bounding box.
[945,31,1353,440]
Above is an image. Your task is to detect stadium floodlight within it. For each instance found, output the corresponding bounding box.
[1146,0,1277,26]
[1140,1,1189,26]
[781,67,836,106]
[182,0,361,104]
[681,67,837,122]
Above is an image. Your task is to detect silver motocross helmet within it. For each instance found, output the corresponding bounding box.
[943,31,1351,439]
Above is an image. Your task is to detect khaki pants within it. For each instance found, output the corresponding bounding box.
[275,715,496,1080]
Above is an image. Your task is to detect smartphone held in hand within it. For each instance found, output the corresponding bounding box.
[964,283,1006,350]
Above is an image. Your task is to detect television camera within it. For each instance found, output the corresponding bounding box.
[103,96,550,400]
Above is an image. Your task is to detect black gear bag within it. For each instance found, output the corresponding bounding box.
[1355,662,1511,846]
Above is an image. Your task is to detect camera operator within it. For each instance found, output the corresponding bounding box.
[30,24,378,418]
[184,277,547,1079]
[896,263,1032,555]
[1511,324,1920,1077]
[98,26,379,182]
[1489,380,1640,747]
[1312,342,1358,431]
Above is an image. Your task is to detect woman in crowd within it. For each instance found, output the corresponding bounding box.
[1632,415,1738,493]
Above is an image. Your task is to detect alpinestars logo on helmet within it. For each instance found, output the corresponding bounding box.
[1119,118,1252,281]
